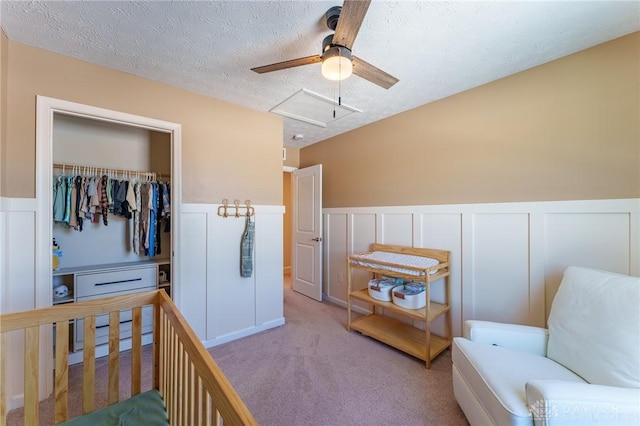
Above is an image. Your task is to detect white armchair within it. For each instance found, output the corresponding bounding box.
[452,266,640,426]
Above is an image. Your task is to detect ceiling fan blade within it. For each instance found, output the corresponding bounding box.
[352,56,399,89]
[332,0,371,50]
[251,55,322,74]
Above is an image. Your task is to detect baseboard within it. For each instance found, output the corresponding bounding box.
[202,317,286,349]
[6,393,25,413]
[324,294,370,316]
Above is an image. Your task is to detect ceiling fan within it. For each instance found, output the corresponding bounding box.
[251,0,399,90]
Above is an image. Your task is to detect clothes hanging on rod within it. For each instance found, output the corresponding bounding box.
[52,165,170,259]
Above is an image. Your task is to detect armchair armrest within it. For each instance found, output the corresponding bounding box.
[526,380,640,426]
[464,320,549,356]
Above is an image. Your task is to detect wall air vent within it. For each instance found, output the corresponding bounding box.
[269,89,362,128]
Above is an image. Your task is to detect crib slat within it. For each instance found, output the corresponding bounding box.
[166,319,173,424]
[212,396,221,426]
[54,321,70,423]
[131,306,142,395]
[153,304,160,392]
[203,391,210,425]
[171,332,178,425]
[167,327,174,425]
[179,341,185,425]
[194,375,202,426]
[24,326,39,425]
[108,311,120,405]
[161,313,168,415]
[186,359,193,425]
[160,312,167,403]
[82,315,96,414]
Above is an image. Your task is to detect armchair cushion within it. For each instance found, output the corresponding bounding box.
[453,337,585,426]
[546,266,640,388]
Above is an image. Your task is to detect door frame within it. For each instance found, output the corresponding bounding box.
[35,96,182,399]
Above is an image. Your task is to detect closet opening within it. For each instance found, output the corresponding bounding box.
[35,96,182,400]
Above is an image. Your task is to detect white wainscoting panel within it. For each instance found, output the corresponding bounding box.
[380,213,413,247]
[254,210,285,326]
[209,214,256,338]
[352,213,377,254]
[324,199,639,337]
[543,212,632,320]
[470,213,531,325]
[180,204,285,347]
[347,213,379,312]
[418,213,462,336]
[179,211,209,339]
[1,197,39,411]
[324,213,348,305]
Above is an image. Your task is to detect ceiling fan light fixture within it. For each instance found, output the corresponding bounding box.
[321,46,353,81]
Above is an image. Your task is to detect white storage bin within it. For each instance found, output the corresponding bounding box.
[392,282,426,309]
[368,278,401,302]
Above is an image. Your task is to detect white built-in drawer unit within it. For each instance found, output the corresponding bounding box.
[53,262,158,351]
[76,266,157,298]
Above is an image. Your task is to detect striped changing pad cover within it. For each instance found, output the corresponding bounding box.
[350,251,439,276]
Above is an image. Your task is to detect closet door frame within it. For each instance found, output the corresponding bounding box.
[35,95,182,400]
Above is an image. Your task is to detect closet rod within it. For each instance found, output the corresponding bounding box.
[53,163,170,180]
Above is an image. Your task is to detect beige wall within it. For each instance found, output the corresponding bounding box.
[301,33,640,208]
[1,30,8,197]
[283,146,300,169]
[3,39,283,204]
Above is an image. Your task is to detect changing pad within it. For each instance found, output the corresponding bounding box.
[349,251,439,277]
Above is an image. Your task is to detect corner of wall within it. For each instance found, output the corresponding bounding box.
[0,27,8,198]
[283,146,300,169]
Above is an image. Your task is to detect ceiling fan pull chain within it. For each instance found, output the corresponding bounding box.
[338,48,343,106]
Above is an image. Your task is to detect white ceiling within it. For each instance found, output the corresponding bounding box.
[1,1,638,148]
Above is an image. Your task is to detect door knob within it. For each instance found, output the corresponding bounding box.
[312,237,322,242]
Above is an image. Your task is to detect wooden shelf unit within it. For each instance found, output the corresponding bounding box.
[347,244,451,369]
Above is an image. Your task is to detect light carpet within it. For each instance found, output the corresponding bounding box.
[208,282,468,426]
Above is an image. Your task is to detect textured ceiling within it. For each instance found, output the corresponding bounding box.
[1,1,638,148]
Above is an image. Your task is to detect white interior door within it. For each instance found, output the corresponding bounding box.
[292,164,322,301]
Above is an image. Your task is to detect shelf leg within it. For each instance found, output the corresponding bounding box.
[425,276,432,369]
[347,263,352,331]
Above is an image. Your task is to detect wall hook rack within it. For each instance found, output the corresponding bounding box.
[217,198,254,218]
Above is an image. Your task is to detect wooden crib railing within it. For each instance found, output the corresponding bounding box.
[0,290,257,425]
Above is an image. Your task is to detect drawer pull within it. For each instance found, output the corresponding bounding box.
[94,278,142,286]
[96,319,133,330]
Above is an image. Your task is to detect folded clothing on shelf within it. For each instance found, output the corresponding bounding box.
[367,277,403,302]
[392,282,426,309]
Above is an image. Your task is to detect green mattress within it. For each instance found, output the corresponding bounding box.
[57,389,169,426]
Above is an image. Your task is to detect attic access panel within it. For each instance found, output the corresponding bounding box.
[270,89,362,128]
